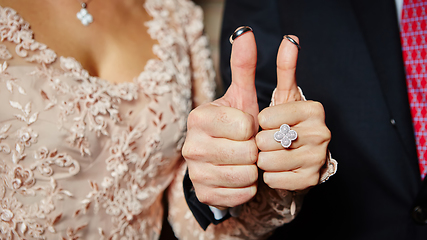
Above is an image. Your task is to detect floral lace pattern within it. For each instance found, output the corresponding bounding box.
[0,0,300,239]
[0,0,214,239]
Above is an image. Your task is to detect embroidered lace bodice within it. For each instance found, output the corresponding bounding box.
[0,1,300,239]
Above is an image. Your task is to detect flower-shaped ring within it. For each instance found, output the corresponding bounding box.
[274,124,297,148]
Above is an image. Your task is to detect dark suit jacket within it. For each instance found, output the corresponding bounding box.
[218,0,427,239]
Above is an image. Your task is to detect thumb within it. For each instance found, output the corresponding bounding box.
[274,35,301,105]
[219,27,259,120]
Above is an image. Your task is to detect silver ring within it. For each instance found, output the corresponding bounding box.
[274,124,297,148]
[284,35,301,50]
[229,26,253,44]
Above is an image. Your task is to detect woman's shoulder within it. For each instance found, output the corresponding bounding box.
[146,0,204,27]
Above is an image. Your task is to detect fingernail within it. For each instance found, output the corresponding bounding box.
[283,35,301,50]
[229,26,253,44]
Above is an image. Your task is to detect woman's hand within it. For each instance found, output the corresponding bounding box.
[182,30,259,208]
[256,36,331,191]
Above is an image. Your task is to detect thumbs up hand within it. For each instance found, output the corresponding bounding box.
[256,36,331,191]
[182,29,260,208]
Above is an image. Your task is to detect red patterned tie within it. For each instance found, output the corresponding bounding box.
[401,0,427,178]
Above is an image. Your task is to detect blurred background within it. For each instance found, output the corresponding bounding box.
[194,0,225,95]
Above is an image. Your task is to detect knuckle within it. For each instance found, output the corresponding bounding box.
[301,150,326,170]
[265,180,281,190]
[306,101,325,119]
[235,187,257,205]
[246,187,257,200]
[321,127,332,143]
[257,111,268,129]
[307,126,331,145]
[246,165,259,183]
[189,169,207,184]
[317,152,328,167]
[181,141,191,159]
[182,141,206,161]
[247,141,259,164]
[310,151,327,167]
[195,190,212,205]
[187,108,204,129]
[257,152,271,170]
[306,173,320,187]
[296,173,319,190]
[255,132,267,150]
[237,113,255,140]
[224,165,258,185]
[225,194,253,208]
[212,108,255,140]
[263,172,277,189]
[315,124,331,141]
[197,187,257,208]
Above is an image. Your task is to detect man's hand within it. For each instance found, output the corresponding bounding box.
[183,30,259,208]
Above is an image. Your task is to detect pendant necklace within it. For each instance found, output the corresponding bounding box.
[76,0,93,26]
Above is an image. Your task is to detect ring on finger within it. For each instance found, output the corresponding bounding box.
[229,26,253,44]
[274,124,297,148]
[283,35,301,50]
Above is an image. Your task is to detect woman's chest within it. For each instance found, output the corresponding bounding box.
[0,0,163,84]
[0,57,192,176]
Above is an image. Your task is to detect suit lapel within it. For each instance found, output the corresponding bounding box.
[350,0,419,171]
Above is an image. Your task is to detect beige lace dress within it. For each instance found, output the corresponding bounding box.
[0,1,301,239]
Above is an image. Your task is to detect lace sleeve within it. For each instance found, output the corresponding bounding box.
[183,1,216,107]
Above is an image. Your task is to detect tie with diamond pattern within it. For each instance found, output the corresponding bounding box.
[401,0,427,179]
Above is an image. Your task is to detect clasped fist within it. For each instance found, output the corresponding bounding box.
[182,31,331,209]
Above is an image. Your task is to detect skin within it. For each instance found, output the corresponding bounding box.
[182,32,331,209]
[0,0,157,84]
